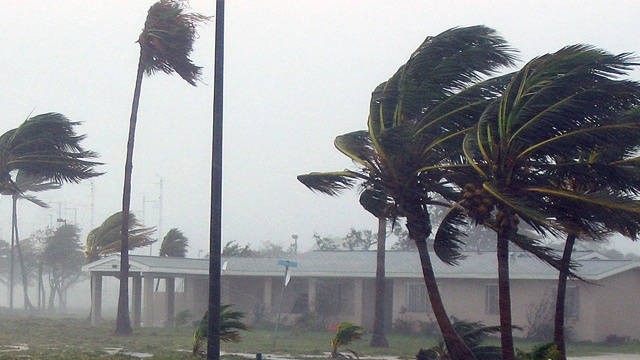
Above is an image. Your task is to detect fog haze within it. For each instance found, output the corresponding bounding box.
[2,0,640,259]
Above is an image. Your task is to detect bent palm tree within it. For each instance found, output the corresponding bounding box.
[192,304,250,356]
[0,113,102,188]
[85,211,156,263]
[0,113,102,309]
[3,171,61,310]
[299,26,517,359]
[117,0,209,335]
[159,228,189,257]
[330,322,365,358]
[438,45,640,360]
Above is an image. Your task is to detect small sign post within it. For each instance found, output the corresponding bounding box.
[273,260,298,347]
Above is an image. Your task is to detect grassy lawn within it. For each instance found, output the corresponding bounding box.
[0,312,639,359]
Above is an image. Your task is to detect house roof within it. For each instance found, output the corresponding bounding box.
[82,250,640,281]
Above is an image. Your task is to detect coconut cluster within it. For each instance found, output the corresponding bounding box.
[461,183,495,224]
[495,209,520,237]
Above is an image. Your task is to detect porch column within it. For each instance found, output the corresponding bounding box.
[354,278,363,325]
[166,277,175,327]
[308,278,316,313]
[143,275,155,327]
[132,274,142,328]
[90,273,102,326]
[262,277,272,315]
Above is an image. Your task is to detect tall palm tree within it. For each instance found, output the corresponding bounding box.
[299,26,517,359]
[3,171,61,310]
[85,211,156,263]
[549,123,640,359]
[0,112,102,309]
[159,228,189,257]
[117,0,209,335]
[437,45,640,360]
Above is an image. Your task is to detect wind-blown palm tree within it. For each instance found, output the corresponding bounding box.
[299,26,517,359]
[549,110,640,359]
[437,45,640,360]
[159,228,189,257]
[0,113,102,309]
[3,171,61,310]
[117,0,209,335]
[0,113,102,189]
[85,211,156,263]
[156,228,189,291]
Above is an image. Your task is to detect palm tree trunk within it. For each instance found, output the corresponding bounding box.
[116,53,145,336]
[554,233,576,360]
[12,198,34,311]
[9,207,15,310]
[415,239,476,359]
[402,196,475,360]
[370,216,388,347]
[497,235,515,360]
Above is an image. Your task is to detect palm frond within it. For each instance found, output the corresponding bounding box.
[507,231,582,280]
[297,172,359,196]
[433,205,468,265]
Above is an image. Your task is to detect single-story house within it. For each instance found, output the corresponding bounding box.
[81,250,640,341]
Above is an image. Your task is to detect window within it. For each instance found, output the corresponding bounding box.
[486,284,499,315]
[317,283,342,315]
[406,283,431,312]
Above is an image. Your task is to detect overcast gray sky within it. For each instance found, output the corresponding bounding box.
[2,0,640,256]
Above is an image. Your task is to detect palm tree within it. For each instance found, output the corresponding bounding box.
[117,0,209,335]
[0,112,102,309]
[417,320,503,360]
[299,26,517,359]
[330,322,365,358]
[85,211,156,263]
[549,119,640,359]
[3,171,61,310]
[192,304,250,356]
[0,113,102,189]
[437,45,640,360]
[159,228,189,257]
[156,228,189,291]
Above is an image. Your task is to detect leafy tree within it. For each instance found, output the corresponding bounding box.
[313,233,339,251]
[299,26,516,359]
[41,224,85,311]
[159,228,189,257]
[27,227,55,310]
[85,212,156,263]
[437,45,640,359]
[3,171,61,310]
[390,227,416,251]
[343,228,377,250]
[222,240,258,257]
[0,239,10,286]
[117,0,209,335]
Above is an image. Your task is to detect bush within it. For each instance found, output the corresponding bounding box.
[392,317,417,335]
[292,312,325,333]
[603,334,629,346]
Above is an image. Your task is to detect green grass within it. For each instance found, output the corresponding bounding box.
[0,312,639,359]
